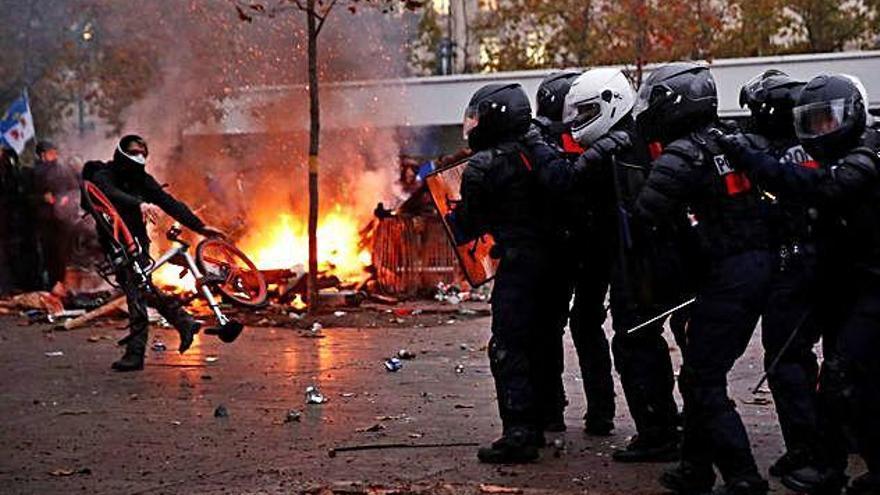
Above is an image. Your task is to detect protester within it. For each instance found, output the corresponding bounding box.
[0,145,41,294]
[83,134,226,372]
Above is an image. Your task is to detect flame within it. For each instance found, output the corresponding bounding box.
[238,203,371,280]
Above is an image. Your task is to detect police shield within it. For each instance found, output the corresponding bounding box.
[425,159,498,287]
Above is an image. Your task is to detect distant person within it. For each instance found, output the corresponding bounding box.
[33,141,80,288]
[0,145,41,294]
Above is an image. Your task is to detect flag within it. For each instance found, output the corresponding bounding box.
[0,92,35,154]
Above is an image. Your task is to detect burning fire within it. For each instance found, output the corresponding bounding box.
[150,205,371,292]
[239,204,371,279]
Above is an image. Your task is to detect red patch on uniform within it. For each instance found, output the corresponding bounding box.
[801,160,819,169]
[725,172,752,195]
[518,151,533,171]
[648,141,664,160]
[561,133,584,154]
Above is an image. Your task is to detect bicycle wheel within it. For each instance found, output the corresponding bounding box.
[195,238,268,308]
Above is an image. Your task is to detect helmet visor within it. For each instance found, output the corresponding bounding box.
[463,105,480,140]
[793,98,851,139]
[633,83,669,119]
[568,101,601,131]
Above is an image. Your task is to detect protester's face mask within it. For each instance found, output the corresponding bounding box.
[118,143,148,166]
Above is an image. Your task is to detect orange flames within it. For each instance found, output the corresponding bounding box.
[238,203,371,279]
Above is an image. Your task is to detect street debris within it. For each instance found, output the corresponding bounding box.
[396,349,416,360]
[305,385,327,404]
[384,357,403,372]
[743,397,773,406]
[49,467,91,477]
[214,404,229,418]
[355,423,386,433]
[455,364,465,374]
[284,410,302,423]
[328,441,480,458]
[205,356,219,363]
[479,484,523,494]
[151,341,167,352]
[44,351,64,357]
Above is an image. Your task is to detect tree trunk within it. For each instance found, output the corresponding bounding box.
[307,0,320,313]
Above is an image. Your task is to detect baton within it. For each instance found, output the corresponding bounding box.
[751,309,811,394]
[626,297,697,334]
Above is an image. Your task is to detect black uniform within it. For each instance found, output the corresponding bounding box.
[723,122,880,494]
[84,145,207,359]
[533,116,616,433]
[0,148,41,294]
[634,62,772,495]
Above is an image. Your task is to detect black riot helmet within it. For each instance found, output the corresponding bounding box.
[739,69,806,139]
[536,70,581,123]
[793,73,870,162]
[463,83,532,151]
[633,62,718,143]
[113,134,149,171]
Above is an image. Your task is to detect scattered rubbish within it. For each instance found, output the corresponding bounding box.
[305,385,327,404]
[214,405,229,418]
[205,356,219,363]
[200,375,213,380]
[310,322,323,334]
[284,410,302,423]
[446,295,461,305]
[392,307,414,317]
[86,336,100,343]
[288,312,303,320]
[479,484,523,494]
[333,311,346,317]
[25,309,54,324]
[339,392,357,398]
[454,404,475,409]
[355,423,386,433]
[128,394,139,401]
[445,319,456,325]
[457,308,477,316]
[743,397,773,406]
[397,349,416,360]
[329,441,480,457]
[384,357,403,372]
[408,433,423,439]
[0,291,64,314]
[455,364,465,374]
[151,341,167,352]
[44,351,64,357]
[58,409,91,416]
[49,467,91,477]
[170,420,182,426]
[459,343,471,351]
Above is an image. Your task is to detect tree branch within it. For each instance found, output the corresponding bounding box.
[315,0,339,35]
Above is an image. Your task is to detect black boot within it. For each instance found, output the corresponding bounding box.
[613,433,680,463]
[584,413,614,436]
[711,476,768,495]
[477,427,540,464]
[781,465,847,495]
[178,321,201,354]
[768,449,811,478]
[111,349,145,372]
[660,463,716,495]
[542,410,566,432]
[848,473,880,495]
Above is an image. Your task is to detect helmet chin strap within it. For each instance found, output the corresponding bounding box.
[117,143,147,165]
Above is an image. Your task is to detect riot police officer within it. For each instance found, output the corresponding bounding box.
[633,62,773,495]
[738,70,825,480]
[554,67,694,458]
[449,83,554,463]
[720,73,880,495]
[531,70,618,436]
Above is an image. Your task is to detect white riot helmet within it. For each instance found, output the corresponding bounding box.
[563,68,636,146]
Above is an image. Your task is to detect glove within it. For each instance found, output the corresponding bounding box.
[583,130,631,163]
[444,210,471,246]
[717,133,759,159]
[519,124,545,148]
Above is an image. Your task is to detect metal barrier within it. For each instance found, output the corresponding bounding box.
[372,215,457,297]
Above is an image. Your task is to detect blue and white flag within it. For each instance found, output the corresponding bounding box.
[0,92,35,154]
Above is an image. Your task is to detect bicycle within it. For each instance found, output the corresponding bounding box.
[79,180,267,343]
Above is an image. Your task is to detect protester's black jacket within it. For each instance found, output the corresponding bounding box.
[635,125,770,260]
[86,161,206,249]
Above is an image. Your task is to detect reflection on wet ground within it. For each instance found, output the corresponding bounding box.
[0,315,787,494]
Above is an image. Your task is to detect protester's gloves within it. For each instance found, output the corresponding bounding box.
[519,124,546,148]
[582,130,631,164]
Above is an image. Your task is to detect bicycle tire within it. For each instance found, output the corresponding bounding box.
[195,238,268,308]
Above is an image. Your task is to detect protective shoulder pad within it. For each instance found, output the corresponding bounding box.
[467,150,496,173]
[663,138,702,163]
[742,133,771,151]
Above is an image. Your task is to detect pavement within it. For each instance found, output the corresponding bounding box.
[0,312,795,494]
